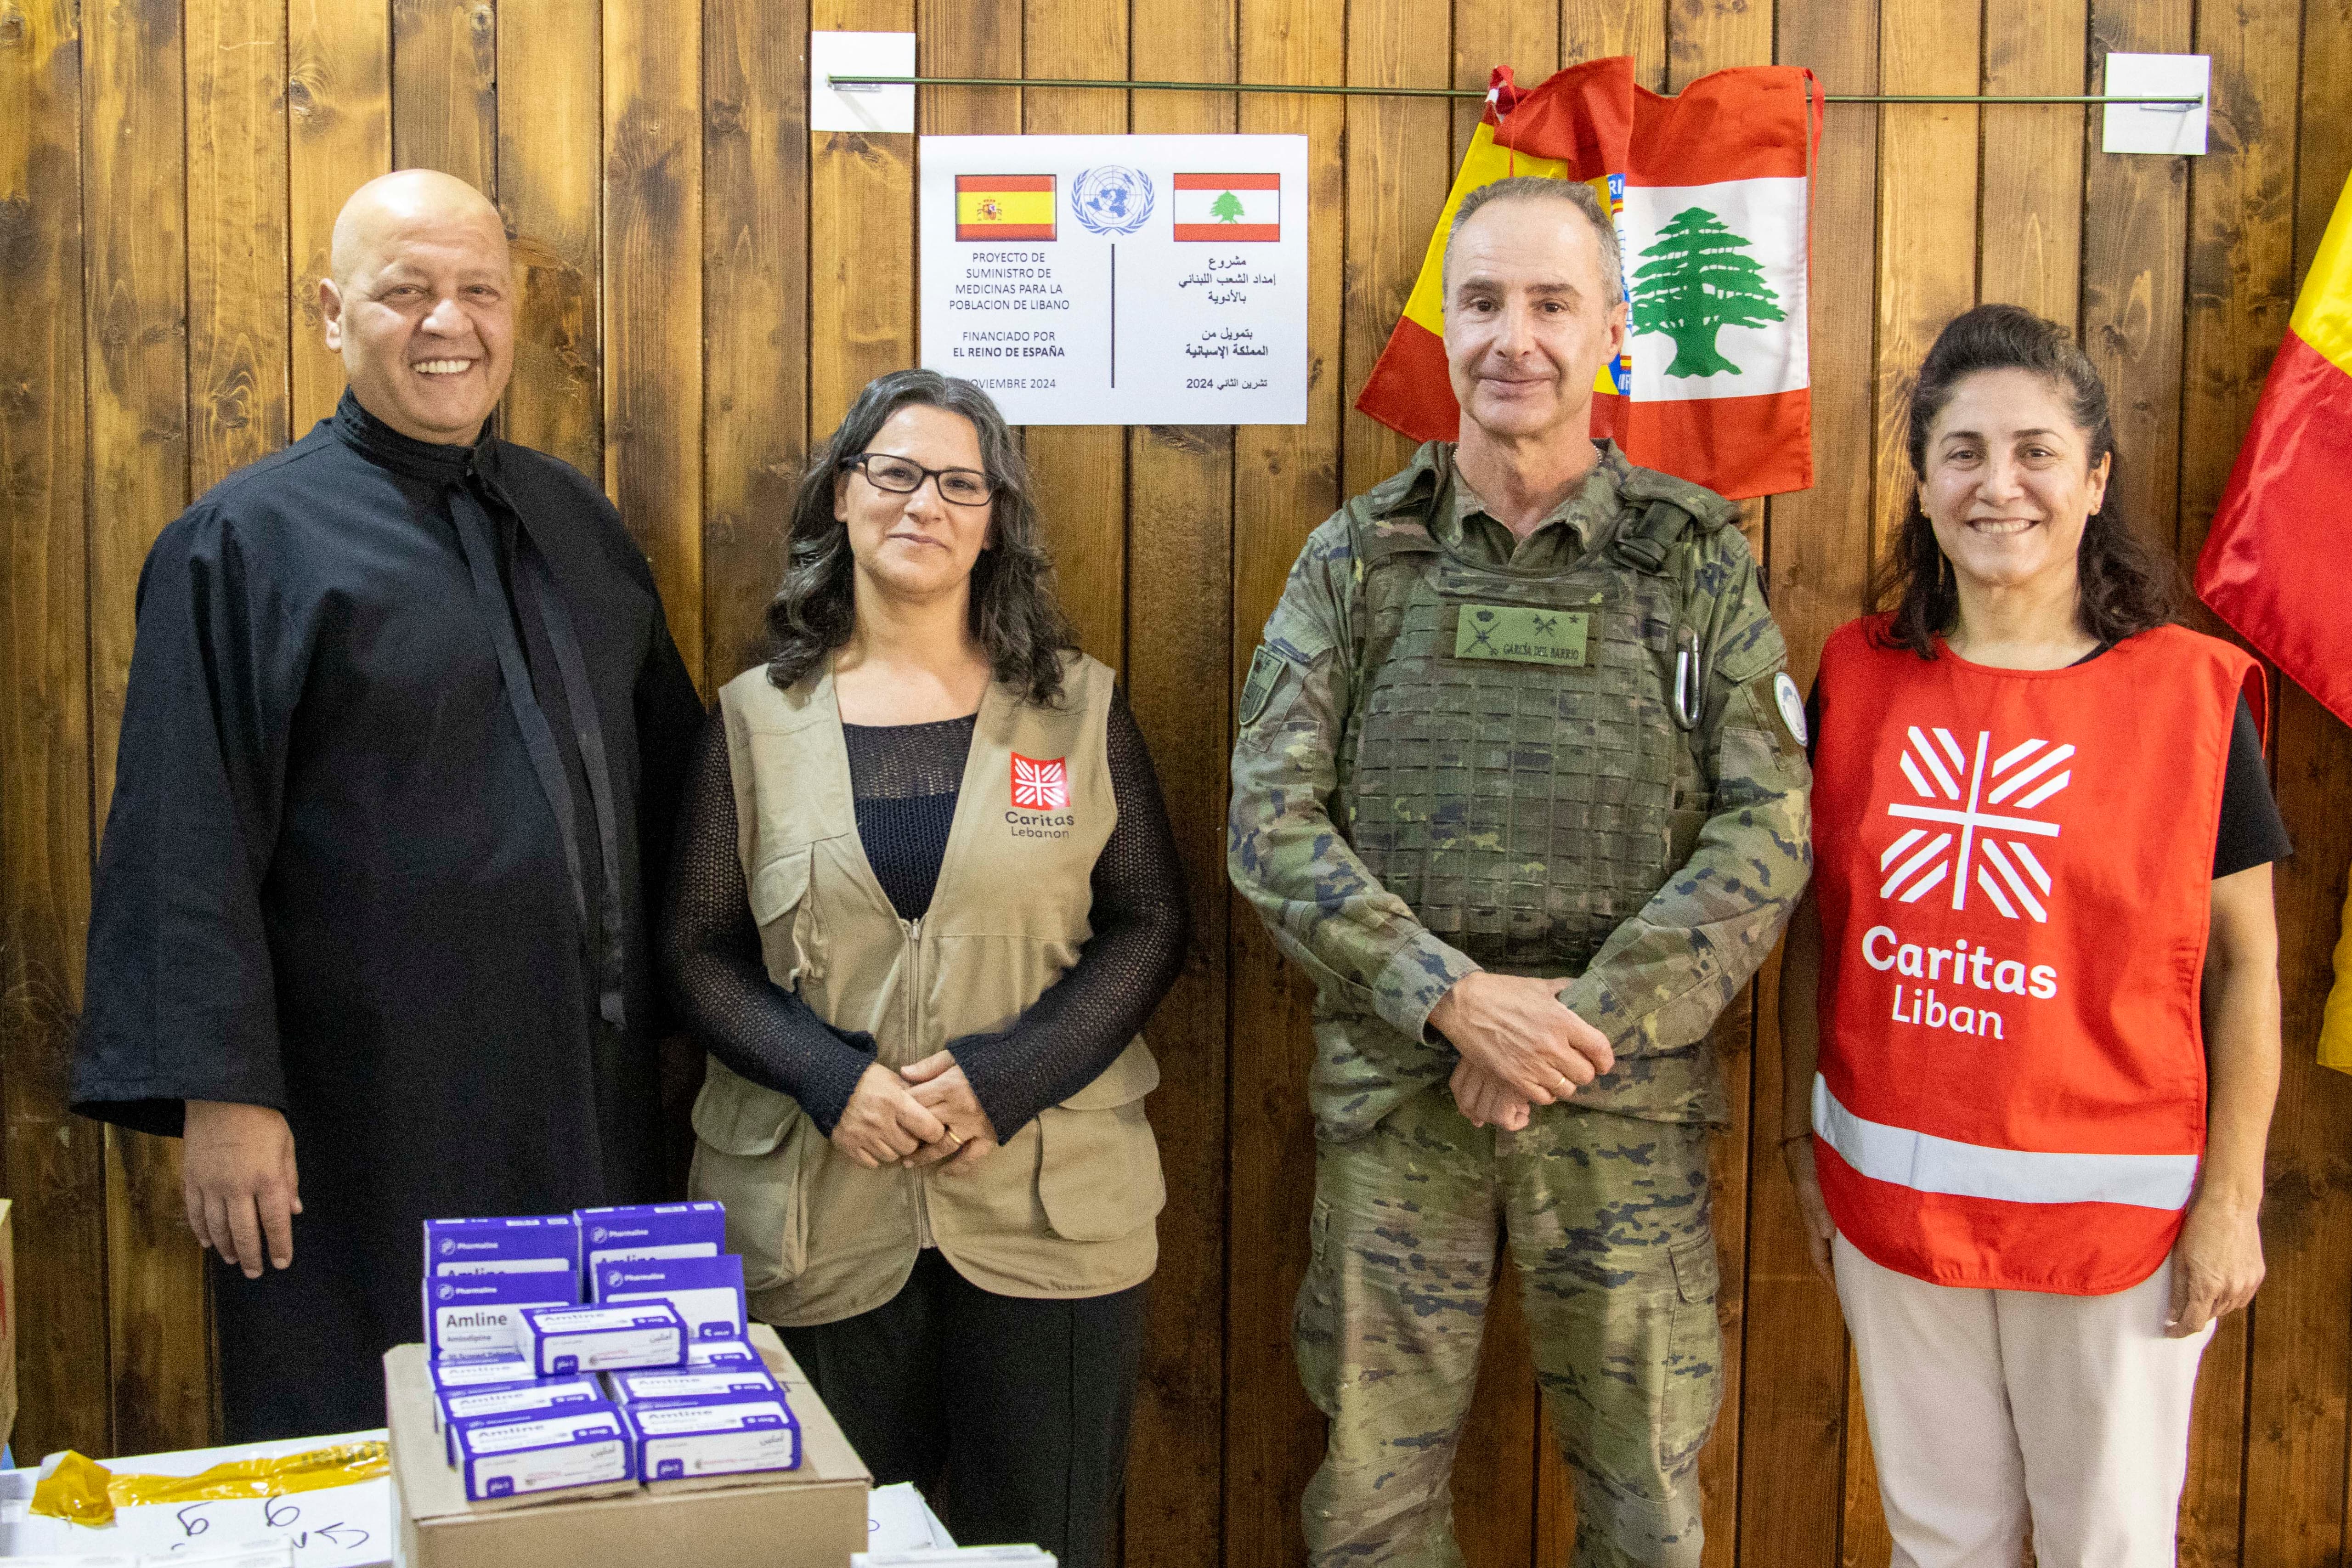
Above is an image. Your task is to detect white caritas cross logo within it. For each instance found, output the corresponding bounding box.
[1880,725,2073,922]
[1011,753,1070,811]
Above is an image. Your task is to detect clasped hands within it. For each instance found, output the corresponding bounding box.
[1430,972,1616,1131]
[831,1052,1001,1174]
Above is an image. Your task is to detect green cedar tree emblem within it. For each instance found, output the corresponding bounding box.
[1211,190,1246,223]
[1630,206,1786,378]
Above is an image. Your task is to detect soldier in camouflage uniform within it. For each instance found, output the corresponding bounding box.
[1227,177,1811,1567]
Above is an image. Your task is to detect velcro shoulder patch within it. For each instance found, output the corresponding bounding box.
[1618,463,1740,531]
[1239,645,1289,726]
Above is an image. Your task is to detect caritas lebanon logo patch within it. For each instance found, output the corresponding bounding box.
[1011,753,1070,811]
[1880,724,2073,922]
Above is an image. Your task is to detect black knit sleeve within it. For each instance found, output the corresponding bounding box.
[659,712,876,1136]
[956,686,1190,1139]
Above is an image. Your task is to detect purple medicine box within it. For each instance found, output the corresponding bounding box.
[573,1201,727,1268]
[590,1254,747,1342]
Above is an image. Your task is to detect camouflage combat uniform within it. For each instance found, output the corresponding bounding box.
[1227,440,1811,1568]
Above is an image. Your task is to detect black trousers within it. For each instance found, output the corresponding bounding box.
[778,1249,1150,1568]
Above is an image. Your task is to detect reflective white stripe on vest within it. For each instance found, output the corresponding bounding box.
[1812,1076,2198,1211]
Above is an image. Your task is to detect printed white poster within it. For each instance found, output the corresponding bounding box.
[919,135,1310,426]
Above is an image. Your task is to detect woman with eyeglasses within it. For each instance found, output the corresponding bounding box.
[662,369,1186,1564]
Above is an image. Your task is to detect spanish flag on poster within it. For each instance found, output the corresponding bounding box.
[1352,58,1822,500]
[956,175,1057,241]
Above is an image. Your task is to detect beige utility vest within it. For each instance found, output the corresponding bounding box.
[688,651,1165,1327]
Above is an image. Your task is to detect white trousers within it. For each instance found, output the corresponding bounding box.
[1832,1232,2215,1568]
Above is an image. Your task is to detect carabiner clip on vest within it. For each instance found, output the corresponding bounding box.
[1672,627,1703,732]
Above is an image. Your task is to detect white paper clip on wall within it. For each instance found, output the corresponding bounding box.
[2103,54,2209,155]
[812,32,916,133]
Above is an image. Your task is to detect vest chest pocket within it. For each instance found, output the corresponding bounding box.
[749,845,820,987]
[1035,1039,1166,1242]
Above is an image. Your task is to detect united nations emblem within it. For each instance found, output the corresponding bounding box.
[1070,165,1155,236]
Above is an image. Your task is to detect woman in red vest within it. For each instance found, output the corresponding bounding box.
[1780,304,2287,1565]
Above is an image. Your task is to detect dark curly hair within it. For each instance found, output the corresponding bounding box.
[1873,303,2178,658]
[764,369,1078,706]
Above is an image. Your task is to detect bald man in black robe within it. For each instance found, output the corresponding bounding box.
[72,170,707,1441]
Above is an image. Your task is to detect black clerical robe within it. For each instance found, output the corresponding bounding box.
[72,391,707,1442]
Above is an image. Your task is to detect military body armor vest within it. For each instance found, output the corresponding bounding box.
[1336,491,1713,977]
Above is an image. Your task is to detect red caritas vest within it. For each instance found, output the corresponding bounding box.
[1809,617,2261,1294]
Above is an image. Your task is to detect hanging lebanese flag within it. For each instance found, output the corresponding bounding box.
[1174,173,1281,241]
[1352,57,1822,500]
[2195,169,2352,731]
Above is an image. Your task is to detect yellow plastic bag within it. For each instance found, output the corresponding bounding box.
[29,1440,390,1528]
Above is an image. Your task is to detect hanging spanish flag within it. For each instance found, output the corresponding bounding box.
[955,175,1057,241]
[2195,170,2352,732]
[1352,58,1821,500]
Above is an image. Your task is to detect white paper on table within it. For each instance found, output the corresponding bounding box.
[0,1432,389,1567]
[2102,53,2209,156]
[865,1481,953,1553]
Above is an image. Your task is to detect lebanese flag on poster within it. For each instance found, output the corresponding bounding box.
[1352,57,1823,500]
[2195,169,2352,733]
[1174,173,1281,241]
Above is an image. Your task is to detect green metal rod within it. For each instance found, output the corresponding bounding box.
[825,74,2205,108]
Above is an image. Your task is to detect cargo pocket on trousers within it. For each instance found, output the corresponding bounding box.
[1293,1197,1341,1418]
[688,1062,812,1293]
[1656,1235,1724,1474]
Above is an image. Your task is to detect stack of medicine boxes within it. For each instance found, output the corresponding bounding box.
[422,1200,802,1502]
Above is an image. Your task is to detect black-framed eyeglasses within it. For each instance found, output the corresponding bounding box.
[841,453,998,506]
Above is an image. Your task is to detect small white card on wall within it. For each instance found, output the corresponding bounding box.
[811,32,916,135]
[2102,53,2209,156]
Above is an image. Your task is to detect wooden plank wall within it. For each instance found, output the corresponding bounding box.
[1,0,2346,1561]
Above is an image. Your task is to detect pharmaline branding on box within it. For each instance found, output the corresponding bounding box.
[452,1401,633,1501]
[425,1274,579,1359]
[425,1214,582,1281]
[518,1300,688,1376]
[620,1393,802,1482]
[575,1200,727,1268]
[607,1366,782,1405]
[592,1254,748,1341]
[439,1375,603,1461]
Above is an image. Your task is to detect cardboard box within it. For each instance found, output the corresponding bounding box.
[0,1198,16,1455]
[386,1323,869,1568]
